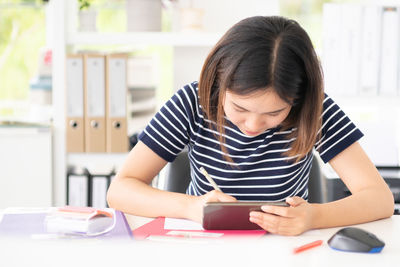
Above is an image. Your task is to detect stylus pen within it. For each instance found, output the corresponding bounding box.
[293,240,323,254]
[199,167,222,192]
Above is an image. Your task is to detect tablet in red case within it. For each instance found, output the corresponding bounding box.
[202,201,289,230]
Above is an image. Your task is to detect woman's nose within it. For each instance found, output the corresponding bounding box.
[244,115,265,132]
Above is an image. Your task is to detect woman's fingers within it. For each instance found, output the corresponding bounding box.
[260,205,293,218]
[216,192,237,202]
[249,211,304,235]
[285,196,305,207]
[205,190,237,202]
[249,211,282,231]
[250,197,310,235]
[259,197,306,217]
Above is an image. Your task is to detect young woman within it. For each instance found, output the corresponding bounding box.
[107,16,394,235]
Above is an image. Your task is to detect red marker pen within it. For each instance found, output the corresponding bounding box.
[293,240,323,254]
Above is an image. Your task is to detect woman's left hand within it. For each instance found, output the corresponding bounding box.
[249,197,315,236]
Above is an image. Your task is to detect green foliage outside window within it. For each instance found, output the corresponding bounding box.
[78,0,93,11]
[0,1,45,102]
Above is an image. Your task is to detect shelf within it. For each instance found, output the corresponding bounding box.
[329,94,400,107]
[66,31,223,47]
[130,98,157,113]
[67,153,128,173]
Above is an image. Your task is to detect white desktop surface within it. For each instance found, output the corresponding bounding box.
[0,213,399,267]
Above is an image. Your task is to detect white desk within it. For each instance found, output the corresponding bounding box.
[0,212,399,267]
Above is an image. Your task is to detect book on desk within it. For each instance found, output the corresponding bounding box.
[0,207,132,239]
[132,217,266,241]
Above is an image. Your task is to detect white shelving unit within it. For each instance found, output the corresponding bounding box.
[50,0,279,206]
[67,32,222,47]
[51,0,67,207]
[321,2,400,168]
[49,1,224,206]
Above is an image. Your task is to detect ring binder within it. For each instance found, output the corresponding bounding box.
[106,54,129,153]
[84,54,107,152]
[66,54,85,152]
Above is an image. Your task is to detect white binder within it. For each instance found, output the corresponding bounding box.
[322,4,342,95]
[84,54,106,152]
[339,4,362,96]
[359,5,381,96]
[91,176,109,208]
[68,174,89,207]
[379,6,399,96]
[106,54,128,153]
[66,55,85,152]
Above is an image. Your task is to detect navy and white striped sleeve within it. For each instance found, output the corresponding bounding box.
[314,94,364,163]
[138,85,193,162]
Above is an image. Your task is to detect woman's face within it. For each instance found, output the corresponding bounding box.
[223,88,292,136]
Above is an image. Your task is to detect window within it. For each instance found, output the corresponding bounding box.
[0,0,46,117]
[280,0,359,51]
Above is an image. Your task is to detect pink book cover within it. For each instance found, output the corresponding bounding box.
[132,217,266,240]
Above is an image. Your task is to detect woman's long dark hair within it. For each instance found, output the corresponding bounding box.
[199,16,324,162]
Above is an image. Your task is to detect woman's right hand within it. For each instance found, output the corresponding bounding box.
[187,190,237,223]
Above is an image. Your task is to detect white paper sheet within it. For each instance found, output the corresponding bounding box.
[164,218,204,230]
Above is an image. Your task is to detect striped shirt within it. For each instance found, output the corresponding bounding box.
[139,81,363,201]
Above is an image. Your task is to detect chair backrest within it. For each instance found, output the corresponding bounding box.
[163,150,327,203]
[163,150,192,193]
[308,154,327,203]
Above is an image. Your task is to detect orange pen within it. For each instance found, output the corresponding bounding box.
[293,240,324,254]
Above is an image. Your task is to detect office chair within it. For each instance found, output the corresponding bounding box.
[163,150,327,203]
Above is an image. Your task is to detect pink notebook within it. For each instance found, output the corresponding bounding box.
[132,217,266,240]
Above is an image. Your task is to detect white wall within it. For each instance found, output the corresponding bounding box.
[172,0,280,90]
[177,0,280,33]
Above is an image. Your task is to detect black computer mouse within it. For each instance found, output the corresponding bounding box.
[327,227,385,253]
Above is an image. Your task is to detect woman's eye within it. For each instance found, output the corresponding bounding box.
[268,113,280,117]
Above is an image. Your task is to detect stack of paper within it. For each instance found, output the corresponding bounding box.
[45,206,114,236]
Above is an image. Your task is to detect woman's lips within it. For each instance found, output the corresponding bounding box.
[244,130,260,136]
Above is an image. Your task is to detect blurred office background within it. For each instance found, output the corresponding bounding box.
[0,0,399,210]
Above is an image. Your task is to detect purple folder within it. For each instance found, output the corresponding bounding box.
[0,210,133,239]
